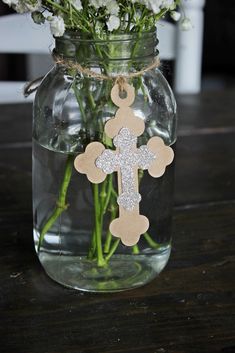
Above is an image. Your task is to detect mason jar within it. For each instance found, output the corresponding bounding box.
[33,29,177,292]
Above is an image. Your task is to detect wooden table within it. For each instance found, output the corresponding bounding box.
[1,90,235,353]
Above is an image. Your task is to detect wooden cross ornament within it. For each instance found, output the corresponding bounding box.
[74,82,174,246]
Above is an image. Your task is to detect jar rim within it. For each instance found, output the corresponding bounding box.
[54,27,158,66]
[57,28,157,44]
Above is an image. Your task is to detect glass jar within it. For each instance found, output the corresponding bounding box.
[33,29,177,292]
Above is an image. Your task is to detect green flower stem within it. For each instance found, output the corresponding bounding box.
[104,203,117,254]
[69,0,74,27]
[143,232,162,249]
[83,78,108,264]
[73,82,87,123]
[88,179,108,262]
[37,154,74,251]
[132,245,140,254]
[87,87,96,110]
[100,176,108,198]
[102,175,113,215]
[87,230,96,260]
[105,239,120,262]
[104,230,112,254]
[93,184,106,267]
[92,41,110,74]
[45,0,68,14]
[111,185,118,198]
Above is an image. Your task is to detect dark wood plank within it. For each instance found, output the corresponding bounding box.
[0,147,31,213]
[175,132,235,206]
[177,89,235,135]
[0,202,234,353]
[0,103,32,144]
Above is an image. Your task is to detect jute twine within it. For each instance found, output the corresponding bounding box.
[52,51,160,91]
[24,52,160,97]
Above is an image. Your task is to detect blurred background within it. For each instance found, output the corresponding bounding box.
[202,0,235,90]
[0,0,235,97]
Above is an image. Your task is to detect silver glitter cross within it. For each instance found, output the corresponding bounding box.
[96,127,156,211]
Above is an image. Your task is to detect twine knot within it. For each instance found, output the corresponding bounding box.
[115,76,127,92]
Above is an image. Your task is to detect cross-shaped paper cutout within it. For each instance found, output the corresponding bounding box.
[74,83,174,246]
[96,127,156,211]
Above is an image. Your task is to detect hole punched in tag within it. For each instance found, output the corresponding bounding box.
[111,80,135,108]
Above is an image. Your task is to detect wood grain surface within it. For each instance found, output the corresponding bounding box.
[0,89,235,353]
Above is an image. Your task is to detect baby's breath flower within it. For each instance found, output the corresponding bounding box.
[147,1,161,15]
[2,0,18,6]
[71,0,82,11]
[89,0,119,16]
[89,0,106,9]
[3,0,41,12]
[106,0,119,16]
[106,15,120,32]
[135,0,176,15]
[170,10,181,21]
[181,17,193,31]
[162,0,175,9]
[49,15,65,37]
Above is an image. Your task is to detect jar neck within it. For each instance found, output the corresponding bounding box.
[54,30,158,76]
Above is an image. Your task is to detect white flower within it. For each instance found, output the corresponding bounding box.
[181,17,193,31]
[148,1,161,14]
[49,15,65,37]
[170,11,181,21]
[90,0,119,15]
[89,0,106,9]
[142,0,160,14]
[137,0,176,15]
[71,0,83,11]
[4,0,41,12]
[162,0,175,9]
[106,15,120,31]
[106,0,119,16]
[2,0,18,6]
